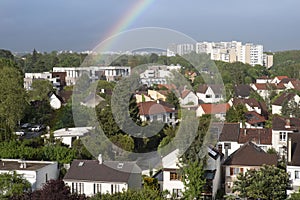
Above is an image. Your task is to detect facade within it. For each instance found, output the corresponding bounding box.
[287,134,300,195]
[180,89,198,106]
[137,101,176,124]
[196,103,230,120]
[0,159,59,191]
[53,66,131,86]
[223,142,277,196]
[272,93,300,115]
[46,127,93,147]
[24,72,63,90]
[196,84,224,103]
[64,158,142,197]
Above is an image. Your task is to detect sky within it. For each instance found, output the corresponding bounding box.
[1,0,300,53]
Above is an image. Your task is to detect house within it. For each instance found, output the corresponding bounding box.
[271,116,300,157]
[80,93,105,108]
[45,127,93,147]
[196,84,224,103]
[153,147,222,199]
[223,142,277,196]
[287,134,300,195]
[272,92,300,115]
[0,159,59,191]
[250,83,285,100]
[147,90,168,102]
[229,98,268,117]
[285,80,300,91]
[137,101,176,124]
[180,89,198,106]
[135,93,152,103]
[217,123,272,158]
[244,111,266,128]
[49,92,64,110]
[233,85,254,99]
[256,76,272,84]
[271,76,289,84]
[64,156,142,196]
[196,103,230,120]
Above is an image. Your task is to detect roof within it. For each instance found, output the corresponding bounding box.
[290,134,300,166]
[219,123,240,142]
[199,103,230,114]
[274,76,289,81]
[272,116,300,131]
[238,128,272,145]
[272,92,297,106]
[245,111,266,125]
[257,76,272,80]
[52,127,93,137]
[0,159,57,171]
[81,93,105,107]
[137,101,175,115]
[223,142,277,166]
[58,90,73,103]
[64,160,141,182]
[181,89,192,99]
[234,85,254,98]
[232,98,267,114]
[197,84,224,94]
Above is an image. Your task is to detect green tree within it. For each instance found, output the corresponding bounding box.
[225,104,247,123]
[181,159,206,200]
[29,79,54,101]
[0,61,27,139]
[0,171,31,198]
[233,165,289,200]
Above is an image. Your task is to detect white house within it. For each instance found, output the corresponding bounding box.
[271,116,300,157]
[154,147,222,199]
[49,92,63,110]
[223,142,277,197]
[45,127,93,147]
[137,101,176,125]
[271,76,289,84]
[196,84,224,103]
[64,157,142,197]
[287,134,300,195]
[217,123,273,158]
[229,98,268,117]
[196,103,230,120]
[272,93,300,115]
[0,159,59,191]
[180,89,198,106]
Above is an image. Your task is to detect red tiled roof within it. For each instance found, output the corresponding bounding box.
[272,116,300,131]
[290,80,300,91]
[245,111,266,125]
[200,103,230,114]
[157,84,177,91]
[238,128,272,145]
[181,89,192,99]
[272,92,297,106]
[275,76,288,80]
[218,123,240,142]
[137,101,175,115]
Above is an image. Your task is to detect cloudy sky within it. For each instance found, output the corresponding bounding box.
[1,0,300,52]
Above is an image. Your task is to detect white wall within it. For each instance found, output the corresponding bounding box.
[287,166,300,195]
[181,92,198,105]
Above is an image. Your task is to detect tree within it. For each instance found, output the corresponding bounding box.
[29,79,54,101]
[166,91,180,109]
[30,179,87,200]
[0,61,27,139]
[225,104,247,123]
[233,165,289,200]
[0,171,31,198]
[181,159,206,200]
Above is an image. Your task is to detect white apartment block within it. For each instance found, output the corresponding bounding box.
[53,66,131,86]
[24,72,60,90]
[169,41,272,67]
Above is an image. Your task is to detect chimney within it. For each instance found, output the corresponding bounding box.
[285,119,291,129]
[288,136,292,163]
[98,154,103,165]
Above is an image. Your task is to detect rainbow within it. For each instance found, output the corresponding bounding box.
[94,0,156,52]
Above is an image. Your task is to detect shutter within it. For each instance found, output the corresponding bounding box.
[230,167,234,175]
[240,168,244,174]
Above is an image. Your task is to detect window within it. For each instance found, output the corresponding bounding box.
[94,183,101,194]
[295,171,300,179]
[172,189,182,198]
[72,182,84,194]
[280,132,287,142]
[206,94,212,98]
[45,173,48,182]
[170,172,180,180]
[230,167,244,176]
[218,144,223,153]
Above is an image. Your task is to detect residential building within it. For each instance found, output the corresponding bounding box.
[64,157,142,197]
[244,111,266,128]
[196,84,224,103]
[196,103,230,120]
[233,85,254,99]
[53,66,131,86]
[229,98,268,117]
[180,89,198,106]
[137,101,176,124]
[80,93,105,108]
[45,127,93,147]
[223,142,277,196]
[0,159,59,191]
[287,134,300,195]
[271,116,300,157]
[24,72,65,90]
[263,54,274,68]
[272,92,300,115]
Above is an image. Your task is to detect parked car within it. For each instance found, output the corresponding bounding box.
[21,123,31,129]
[30,125,42,132]
[14,131,25,136]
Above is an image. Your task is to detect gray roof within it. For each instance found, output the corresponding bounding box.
[64,160,141,182]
